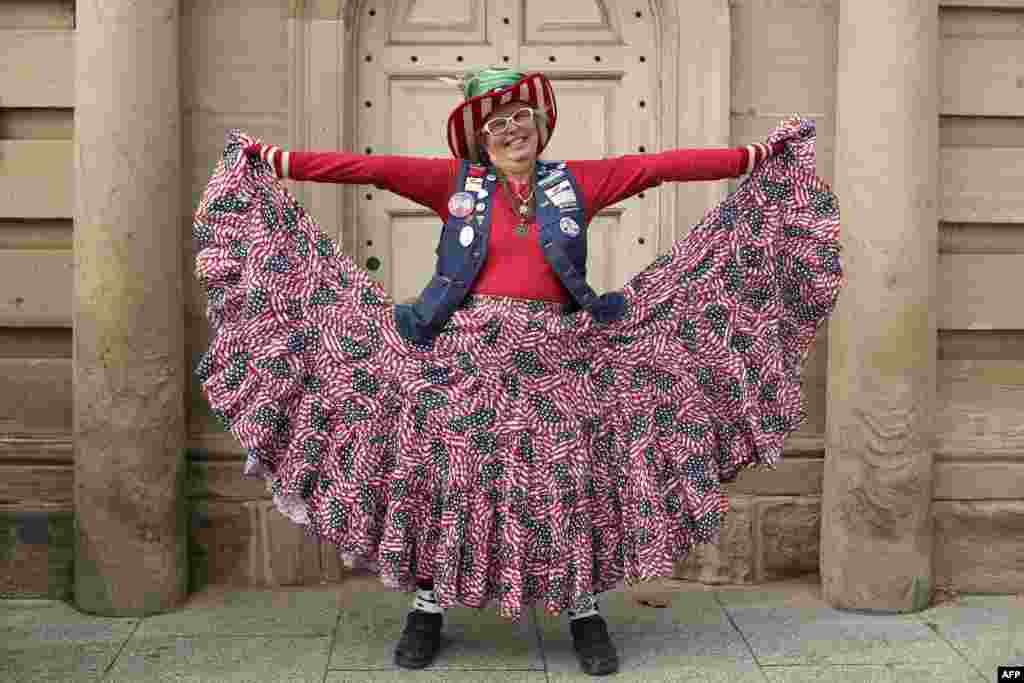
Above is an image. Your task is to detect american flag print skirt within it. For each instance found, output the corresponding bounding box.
[191,115,844,620]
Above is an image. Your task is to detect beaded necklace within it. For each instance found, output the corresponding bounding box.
[497,171,535,236]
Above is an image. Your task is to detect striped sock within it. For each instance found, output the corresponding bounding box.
[566,593,599,621]
[413,587,444,614]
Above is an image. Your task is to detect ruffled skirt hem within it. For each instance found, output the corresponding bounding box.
[191,115,844,620]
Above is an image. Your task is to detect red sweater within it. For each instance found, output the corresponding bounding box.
[267,147,757,303]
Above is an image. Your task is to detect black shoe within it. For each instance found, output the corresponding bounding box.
[394,610,443,669]
[570,614,619,676]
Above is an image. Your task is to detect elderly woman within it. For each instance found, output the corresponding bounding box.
[192,67,844,676]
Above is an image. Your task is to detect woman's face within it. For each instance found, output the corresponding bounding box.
[478,100,539,169]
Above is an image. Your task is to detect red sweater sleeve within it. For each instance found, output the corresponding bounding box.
[270,147,753,222]
[273,149,459,218]
[567,147,750,221]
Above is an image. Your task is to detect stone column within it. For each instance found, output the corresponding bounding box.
[822,0,939,612]
[74,0,187,615]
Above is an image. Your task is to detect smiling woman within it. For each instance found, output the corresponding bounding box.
[476,101,550,183]
[193,64,842,678]
[473,101,552,238]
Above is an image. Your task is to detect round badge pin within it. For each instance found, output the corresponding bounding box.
[559,217,581,237]
[459,225,475,247]
[486,174,496,181]
[447,191,474,218]
[475,202,486,213]
[476,189,488,199]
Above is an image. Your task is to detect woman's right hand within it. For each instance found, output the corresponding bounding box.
[243,141,267,158]
[240,137,286,178]
[246,143,282,162]
[236,132,258,153]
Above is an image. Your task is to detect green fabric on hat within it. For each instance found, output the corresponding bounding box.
[461,67,526,100]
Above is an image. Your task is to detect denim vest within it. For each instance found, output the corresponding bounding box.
[393,159,627,347]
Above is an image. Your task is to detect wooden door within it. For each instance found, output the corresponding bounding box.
[352,0,662,302]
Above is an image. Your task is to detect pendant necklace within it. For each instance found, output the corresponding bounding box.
[499,172,535,237]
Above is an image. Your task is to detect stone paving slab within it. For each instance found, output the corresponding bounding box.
[762,662,986,683]
[2,598,139,682]
[543,634,768,682]
[724,604,963,666]
[2,576,1021,682]
[3,639,123,683]
[133,585,339,638]
[715,581,1024,682]
[104,635,332,683]
[915,593,1024,675]
[536,580,763,681]
[330,576,544,671]
[326,672,547,682]
[2,597,139,645]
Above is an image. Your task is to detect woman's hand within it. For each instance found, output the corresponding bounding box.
[745,141,786,174]
[240,138,287,178]
[243,141,269,158]
[236,132,258,153]
[236,133,277,161]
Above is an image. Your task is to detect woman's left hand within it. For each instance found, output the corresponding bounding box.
[236,132,259,152]
[746,141,785,174]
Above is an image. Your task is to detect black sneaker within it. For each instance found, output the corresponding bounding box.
[394,610,443,669]
[570,615,619,676]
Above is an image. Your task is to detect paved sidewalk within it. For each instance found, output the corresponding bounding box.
[3,573,1021,682]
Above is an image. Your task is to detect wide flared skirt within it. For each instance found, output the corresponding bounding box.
[191,116,844,620]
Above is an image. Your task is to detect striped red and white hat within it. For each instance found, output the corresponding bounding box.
[442,67,557,163]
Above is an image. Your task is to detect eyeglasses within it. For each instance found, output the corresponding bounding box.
[482,107,538,136]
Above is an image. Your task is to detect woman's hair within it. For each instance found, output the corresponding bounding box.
[476,106,549,165]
